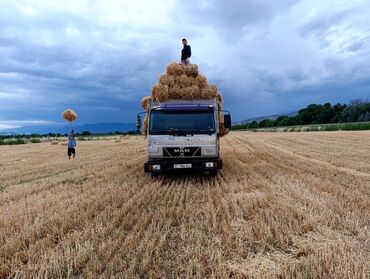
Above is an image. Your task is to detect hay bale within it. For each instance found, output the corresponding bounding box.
[141,96,152,110]
[166,62,185,76]
[179,74,190,88]
[185,64,199,77]
[195,75,208,88]
[201,85,218,99]
[218,100,222,111]
[158,74,175,86]
[216,92,223,103]
[168,85,182,99]
[62,109,77,122]
[152,84,169,102]
[143,114,149,136]
[188,76,196,86]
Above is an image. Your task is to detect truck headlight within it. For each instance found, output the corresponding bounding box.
[204,147,216,155]
[148,146,159,153]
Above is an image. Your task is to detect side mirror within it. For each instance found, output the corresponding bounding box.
[136,114,141,133]
[224,113,231,129]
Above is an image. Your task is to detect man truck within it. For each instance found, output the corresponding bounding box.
[137,98,231,177]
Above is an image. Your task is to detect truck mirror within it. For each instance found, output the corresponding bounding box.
[136,114,141,133]
[224,114,231,129]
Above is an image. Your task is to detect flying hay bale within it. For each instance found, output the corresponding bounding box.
[166,62,185,76]
[158,74,175,86]
[196,75,208,88]
[62,109,77,123]
[185,64,199,77]
[152,84,169,102]
[141,96,152,110]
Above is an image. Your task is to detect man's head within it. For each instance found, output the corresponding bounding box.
[182,38,187,46]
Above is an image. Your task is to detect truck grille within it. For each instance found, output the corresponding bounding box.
[163,147,201,157]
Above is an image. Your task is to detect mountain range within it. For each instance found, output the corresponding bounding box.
[0,122,136,135]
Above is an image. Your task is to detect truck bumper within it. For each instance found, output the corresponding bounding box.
[144,158,222,173]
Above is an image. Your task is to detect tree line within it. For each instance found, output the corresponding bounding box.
[232,99,370,130]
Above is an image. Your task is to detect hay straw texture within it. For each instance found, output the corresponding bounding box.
[196,75,208,88]
[141,96,152,110]
[152,84,169,102]
[158,74,175,87]
[149,62,228,136]
[185,64,199,77]
[62,109,77,123]
[143,114,149,136]
[166,63,185,76]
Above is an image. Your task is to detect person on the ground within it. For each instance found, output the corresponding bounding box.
[181,38,191,64]
[67,130,76,159]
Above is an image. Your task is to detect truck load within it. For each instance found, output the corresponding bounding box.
[137,62,231,177]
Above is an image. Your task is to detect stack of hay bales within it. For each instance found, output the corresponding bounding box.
[141,62,227,136]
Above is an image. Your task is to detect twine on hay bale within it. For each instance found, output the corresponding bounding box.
[152,84,169,102]
[141,96,152,110]
[158,74,175,87]
[166,62,185,76]
[62,109,77,123]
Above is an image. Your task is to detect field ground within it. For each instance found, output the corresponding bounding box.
[0,131,369,278]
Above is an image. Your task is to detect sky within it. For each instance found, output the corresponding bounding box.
[1,0,370,129]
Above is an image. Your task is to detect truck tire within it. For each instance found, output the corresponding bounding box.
[209,170,217,177]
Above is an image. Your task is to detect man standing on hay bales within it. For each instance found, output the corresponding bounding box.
[181,38,191,65]
[67,130,76,159]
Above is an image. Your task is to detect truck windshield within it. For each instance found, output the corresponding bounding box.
[149,110,215,135]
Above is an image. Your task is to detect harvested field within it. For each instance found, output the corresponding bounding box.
[0,132,369,278]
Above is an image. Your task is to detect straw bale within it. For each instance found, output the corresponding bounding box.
[141,96,152,110]
[152,84,169,102]
[158,74,175,86]
[201,85,218,99]
[185,64,199,77]
[179,74,190,87]
[168,85,182,99]
[62,109,77,122]
[143,114,149,136]
[166,62,185,76]
[218,100,222,111]
[216,92,223,103]
[195,75,208,88]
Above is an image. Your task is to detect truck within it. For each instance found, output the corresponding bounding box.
[137,98,231,177]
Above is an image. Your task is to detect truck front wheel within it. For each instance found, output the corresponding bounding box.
[209,170,218,177]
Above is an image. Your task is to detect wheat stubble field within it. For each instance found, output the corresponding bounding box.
[0,132,369,278]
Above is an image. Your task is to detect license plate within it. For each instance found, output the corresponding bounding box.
[173,163,192,169]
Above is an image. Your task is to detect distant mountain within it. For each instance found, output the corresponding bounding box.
[234,111,298,125]
[1,122,136,135]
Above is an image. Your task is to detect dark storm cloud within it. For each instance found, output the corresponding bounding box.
[0,0,370,128]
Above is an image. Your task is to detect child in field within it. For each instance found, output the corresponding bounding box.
[67,130,76,159]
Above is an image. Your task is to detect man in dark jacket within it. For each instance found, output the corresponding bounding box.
[181,38,191,64]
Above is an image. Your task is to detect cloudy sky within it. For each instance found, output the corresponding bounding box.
[1,0,370,129]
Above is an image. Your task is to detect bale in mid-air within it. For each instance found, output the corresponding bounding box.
[62,109,77,123]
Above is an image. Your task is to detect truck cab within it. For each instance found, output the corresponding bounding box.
[137,98,231,177]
